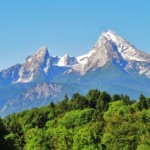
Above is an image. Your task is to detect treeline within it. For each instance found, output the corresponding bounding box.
[0,89,150,150]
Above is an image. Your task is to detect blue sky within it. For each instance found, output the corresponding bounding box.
[0,0,150,70]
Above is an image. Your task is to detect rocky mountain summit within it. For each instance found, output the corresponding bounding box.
[1,30,150,84]
[0,30,150,116]
[72,30,150,76]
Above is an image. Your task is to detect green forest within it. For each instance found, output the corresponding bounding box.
[0,89,150,150]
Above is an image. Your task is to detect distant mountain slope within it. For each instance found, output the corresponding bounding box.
[0,30,150,116]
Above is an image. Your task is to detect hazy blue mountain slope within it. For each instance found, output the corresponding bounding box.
[0,30,150,116]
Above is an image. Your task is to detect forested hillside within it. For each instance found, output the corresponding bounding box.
[0,89,150,150]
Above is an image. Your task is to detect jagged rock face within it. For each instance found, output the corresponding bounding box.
[72,30,150,77]
[1,30,150,84]
[0,64,21,85]
[103,30,150,62]
[17,47,51,83]
[16,48,78,83]
[102,31,150,77]
[73,32,123,74]
[0,30,150,116]
[0,83,62,116]
[24,83,61,100]
[57,54,77,66]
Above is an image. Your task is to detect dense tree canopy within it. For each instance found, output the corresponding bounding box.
[0,89,150,149]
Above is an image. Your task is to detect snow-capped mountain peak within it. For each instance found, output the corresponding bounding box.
[72,30,122,74]
[1,30,150,84]
[57,54,69,66]
[102,30,126,44]
[34,46,48,56]
[33,46,50,62]
[101,30,150,62]
[101,30,136,54]
[25,46,49,63]
[57,54,77,67]
[1,30,150,117]
[17,46,51,83]
[72,30,150,77]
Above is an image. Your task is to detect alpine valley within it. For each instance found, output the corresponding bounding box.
[0,30,150,116]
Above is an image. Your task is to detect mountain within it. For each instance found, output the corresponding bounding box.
[72,30,150,76]
[0,30,150,116]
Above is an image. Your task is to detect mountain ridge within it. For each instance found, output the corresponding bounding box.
[1,30,150,83]
[0,30,150,116]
